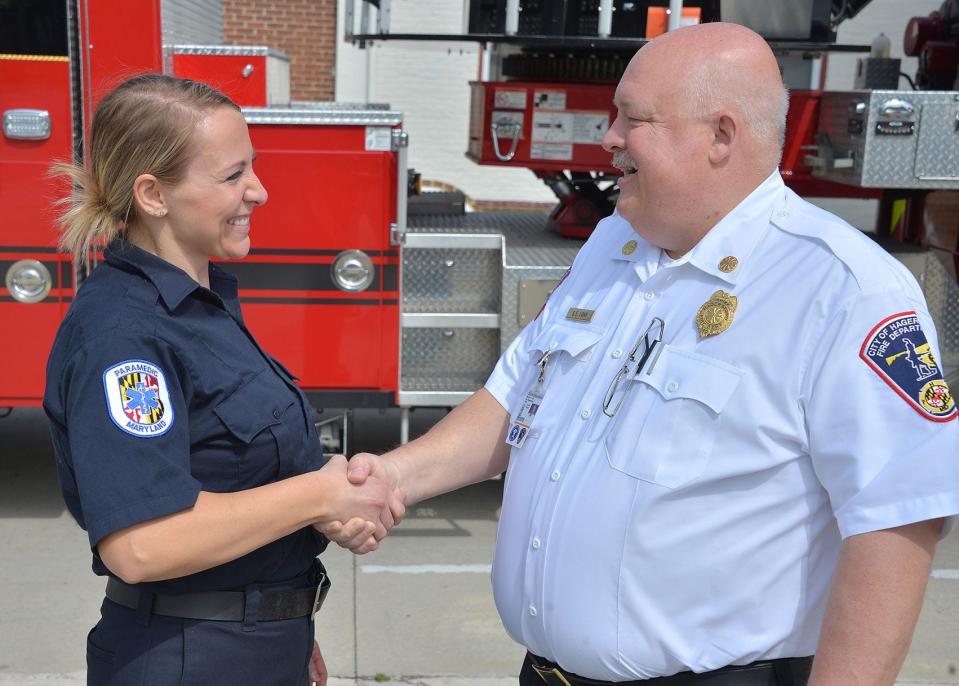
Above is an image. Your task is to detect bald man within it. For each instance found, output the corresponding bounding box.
[328,23,959,686]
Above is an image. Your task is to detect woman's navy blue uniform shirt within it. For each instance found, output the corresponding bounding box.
[43,239,327,593]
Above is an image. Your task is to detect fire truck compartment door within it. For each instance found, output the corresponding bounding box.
[915,103,959,182]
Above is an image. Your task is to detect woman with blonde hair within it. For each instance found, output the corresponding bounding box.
[44,74,401,685]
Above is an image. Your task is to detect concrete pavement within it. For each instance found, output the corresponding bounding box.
[0,407,956,685]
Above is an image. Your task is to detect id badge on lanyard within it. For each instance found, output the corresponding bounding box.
[506,351,552,448]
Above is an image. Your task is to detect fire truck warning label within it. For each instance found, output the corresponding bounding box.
[532,111,608,145]
[531,143,573,160]
[365,127,392,151]
[494,89,528,110]
[534,90,567,110]
[103,359,175,438]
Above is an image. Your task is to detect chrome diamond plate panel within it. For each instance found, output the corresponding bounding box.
[403,248,501,313]
[501,232,584,348]
[915,103,959,183]
[399,211,587,398]
[816,91,959,189]
[407,211,550,234]
[919,253,959,388]
[242,107,402,126]
[400,328,500,393]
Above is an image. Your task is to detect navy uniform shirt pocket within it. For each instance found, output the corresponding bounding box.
[212,369,296,489]
[604,345,743,488]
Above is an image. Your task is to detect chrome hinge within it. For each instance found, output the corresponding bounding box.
[391,129,409,151]
[390,222,405,246]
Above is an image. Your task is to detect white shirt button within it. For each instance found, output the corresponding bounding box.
[666,381,679,393]
[550,470,561,481]
[644,291,655,301]
[530,430,540,439]
[551,341,558,349]
[611,349,623,359]
[529,605,538,617]
[531,537,541,550]
[580,408,591,419]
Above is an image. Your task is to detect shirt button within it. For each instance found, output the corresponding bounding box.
[580,408,591,419]
[531,537,541,550]
[530,430,540,439]
[550,470,561,481]
[611,349,623,359]
[529,605,538,617]
[666,381,679,393]
[551,341,558,349]
[644,291,655,301]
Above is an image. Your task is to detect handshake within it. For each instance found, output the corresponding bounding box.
[312,453,406,554]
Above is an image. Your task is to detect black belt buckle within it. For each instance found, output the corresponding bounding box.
[531,662,574,686]
[311,572,331,617]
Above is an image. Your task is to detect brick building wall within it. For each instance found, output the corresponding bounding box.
[224,0,335,101]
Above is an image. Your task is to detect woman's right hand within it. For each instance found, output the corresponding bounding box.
[313,455,398,550]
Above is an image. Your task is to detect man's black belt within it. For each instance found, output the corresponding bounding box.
[527,652,813,686]
[105,570,331,622]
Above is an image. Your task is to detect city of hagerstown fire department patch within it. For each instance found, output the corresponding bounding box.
[103,359,175,437]
[859,311,956,422]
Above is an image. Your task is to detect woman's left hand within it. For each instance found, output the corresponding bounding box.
[309,639,328,686]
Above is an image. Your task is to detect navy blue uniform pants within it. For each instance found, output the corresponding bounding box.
[86,597,314,685]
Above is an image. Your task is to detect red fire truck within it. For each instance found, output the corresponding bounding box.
[2,0,957,445]
[1,0,406,446]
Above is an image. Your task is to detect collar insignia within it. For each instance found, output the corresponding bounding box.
[719,256,739,273]
[622,240,637,256]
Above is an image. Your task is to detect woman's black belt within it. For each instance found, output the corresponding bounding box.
[527,652,813,686]
[104,569,331,622]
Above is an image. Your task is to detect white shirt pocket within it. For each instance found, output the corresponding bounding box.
[510,322,606,440]
[603,344,744,488]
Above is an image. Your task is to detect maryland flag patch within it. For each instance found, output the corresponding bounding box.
[860,311,956,422]
[102,359,175,437]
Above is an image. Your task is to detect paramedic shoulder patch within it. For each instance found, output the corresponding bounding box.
[859,312,956,422]
[102,359,175,437]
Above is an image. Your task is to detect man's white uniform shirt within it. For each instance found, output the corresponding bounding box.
[485,172,959,680]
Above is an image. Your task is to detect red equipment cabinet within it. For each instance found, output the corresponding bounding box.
[0,0,162,407]
[468,81,616,173]
[227,107,405,407]
[171,46,292,107]
[0,55,72,406]
[1,0,408,412]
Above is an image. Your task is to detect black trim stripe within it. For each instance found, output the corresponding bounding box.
[221,262,398,293]
[0,246,59,254]
[0,296,64,304]
[59,262,74,290]
[306,390,395,409]
[239,297,391,306]
[382,264,398,291]
[246,248,390,257]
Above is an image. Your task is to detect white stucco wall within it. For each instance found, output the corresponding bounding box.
[335,0,941,207]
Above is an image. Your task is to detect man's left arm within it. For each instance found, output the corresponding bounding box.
[808,517,944,686]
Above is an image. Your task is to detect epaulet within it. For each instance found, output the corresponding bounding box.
[770,188,921,298]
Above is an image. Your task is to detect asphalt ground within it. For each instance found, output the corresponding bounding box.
[0,406,957,685]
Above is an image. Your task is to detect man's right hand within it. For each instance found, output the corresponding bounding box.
[320,453,406,554]
[314,454,406,554]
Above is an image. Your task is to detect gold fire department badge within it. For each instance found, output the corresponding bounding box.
[622,240,637,255]
[719,256,739,273]
[696,290,738,338]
